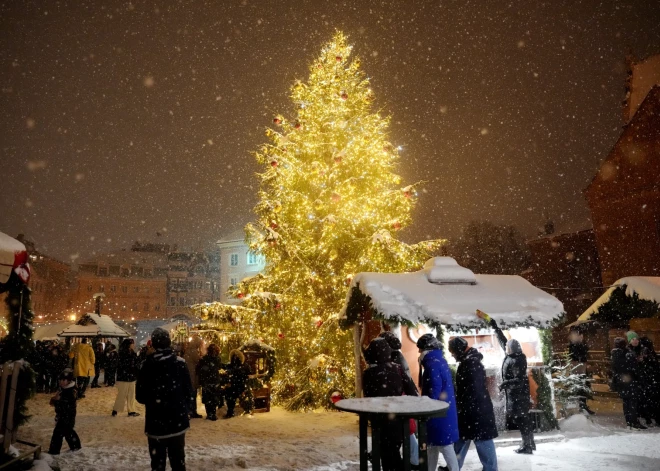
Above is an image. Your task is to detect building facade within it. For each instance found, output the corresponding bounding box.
[216,229,265,304]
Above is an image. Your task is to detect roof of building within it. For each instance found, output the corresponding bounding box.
[340,257,564,329]
[59,313,130,337]
[575,276,660,325]
[216,229,246,245]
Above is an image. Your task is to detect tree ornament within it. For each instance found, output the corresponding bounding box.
[277,332,285,339]
[335,55,342,62]
[315,317,324,328]
[404,191,411,198]
[340,92,348,100]
[294,121,301,129]
[237,292,244,299]
[334,155,342,164]
[275,303,281,310]
[270,160,278,168]
[273,116,282,125]
[331,192,341,203]
[392,221,401,230]
[269,221,278,229]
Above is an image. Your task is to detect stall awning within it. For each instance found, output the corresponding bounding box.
[571,276,660,326]
[58,313,130,338]
[340,257,564,329]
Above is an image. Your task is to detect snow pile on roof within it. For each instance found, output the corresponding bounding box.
[577,276,660,323]
[342,258,563,328]
[59,313,130,338]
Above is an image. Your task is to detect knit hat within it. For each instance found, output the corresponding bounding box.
[151,327,171,349]
[364,338,392,365]
[626,331,639,343]
[448,337,468,355]
[416,333,440,351]
[379,331,402,350]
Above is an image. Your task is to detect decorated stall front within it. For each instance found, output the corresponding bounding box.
[340,257,564,430]
[58,313,130,339]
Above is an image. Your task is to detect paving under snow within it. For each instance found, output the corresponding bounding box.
[19,388,660,470]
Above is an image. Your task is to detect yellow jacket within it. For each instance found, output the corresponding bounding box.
[69,342,96,377]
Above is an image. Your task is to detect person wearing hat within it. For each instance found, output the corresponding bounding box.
[448,336,498,471]
[379,331,412,380]
[476,310,535,454]
[416,333,460,471]
[136,327,194,471]
[47,369,81,455]
[611,337,646,429]
[362,337,418,471]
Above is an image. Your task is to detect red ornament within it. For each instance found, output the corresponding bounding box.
[270,160,278,167]
[331,192,341,203]
[404,191,411,198]
[275,303,281,310]
[294,121,301,129]
[278,332,285,339]
[392,222,401,230]
[315,319,324,328]
[334,156,342,164]
[237,292,244,299]
[269,222,278,229]
[273,117,282,125]
[336,56,342,62]
[330,391,343,404]
[340,92,348,100]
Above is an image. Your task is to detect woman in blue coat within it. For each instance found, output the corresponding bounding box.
[417,334,460,471]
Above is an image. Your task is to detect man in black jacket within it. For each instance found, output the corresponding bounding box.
[611,337,646,430]
[136,328,194,471]
[448,336,498,471]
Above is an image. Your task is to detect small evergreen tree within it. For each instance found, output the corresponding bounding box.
[551,352,593,417]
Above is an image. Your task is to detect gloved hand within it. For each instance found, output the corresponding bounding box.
[476,309,492,323]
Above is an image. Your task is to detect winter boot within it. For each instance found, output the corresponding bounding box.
[128,412,140,417]
[111,410,117,417]
[630,422,648,430]
[515,445,533,454]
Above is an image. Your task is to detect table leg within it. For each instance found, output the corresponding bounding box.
[359,415,368,471]
[418,418,429,471]
[372,421,382,471]
[402,418,411,471]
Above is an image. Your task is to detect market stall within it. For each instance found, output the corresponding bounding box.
[340,256,564,429]
[58,313,130,339]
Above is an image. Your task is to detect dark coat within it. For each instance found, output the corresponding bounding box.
[105,350,119,371]
[362,338,417,398]
[454,347,498,441]
[420,348,459,446]
[52,383,78,428]
[500,342,531,419]
[611,347,639,394]
[568,342,589,363]
[136,348,194,439]
[197,353,225,404]
[116,349,138,382]
[47,346,68,376]
[224,352,251,400]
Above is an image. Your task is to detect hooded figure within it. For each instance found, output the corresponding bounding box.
[448,336,498,471]
[417,333,460,471]
[224,349,251,418]
[379,331,412,380]
[611,336,645,429]
[362,337,417,471]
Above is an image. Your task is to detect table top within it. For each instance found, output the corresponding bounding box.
[334,396,449,418]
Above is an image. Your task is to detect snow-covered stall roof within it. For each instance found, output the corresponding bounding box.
[0,231,26,285]
[574,276,660,324]
[34,322,72,341]
[341,257,564,329]
[59,313,130,338]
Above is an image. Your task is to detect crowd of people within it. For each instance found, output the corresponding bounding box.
[611,330,660,429]
[362,311,536,471]
[42,329,252,471]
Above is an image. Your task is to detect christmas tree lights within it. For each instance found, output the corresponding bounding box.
[232,32,444,410]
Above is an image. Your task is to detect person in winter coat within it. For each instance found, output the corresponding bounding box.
[91,341,105,388]
[448,336,498,471]
[638,337,660,426]
[69,338,95,398]
[46,343,68,393]
[223,349,251,418]
[611,337,646,429]
[417,333,460,471]
[379,331,412,379]
[196,344,225,420]
[136,328,194,471]
[112,338,140,417]
[47,369,81,455]
[104,344,119,387]
[362,337,418,471]
[183,334,204,418]
[477,310,535,454]
[138,340,155,369]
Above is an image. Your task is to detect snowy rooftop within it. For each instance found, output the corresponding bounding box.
[59,313,130,338]
[576,276,660,323]
[341,257,563,328]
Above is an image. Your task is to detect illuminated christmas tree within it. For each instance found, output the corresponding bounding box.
[235,32,443,410]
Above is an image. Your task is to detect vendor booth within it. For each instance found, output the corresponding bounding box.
[58,313,130,339]
[340,257,564,429]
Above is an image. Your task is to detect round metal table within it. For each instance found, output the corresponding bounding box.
[335,396,449,471]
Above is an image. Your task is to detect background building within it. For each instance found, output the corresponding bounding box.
[216,229,265,304]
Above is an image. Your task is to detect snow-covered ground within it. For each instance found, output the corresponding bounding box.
[19,388,660,470]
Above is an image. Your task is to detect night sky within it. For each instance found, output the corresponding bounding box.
[2,0,659,262]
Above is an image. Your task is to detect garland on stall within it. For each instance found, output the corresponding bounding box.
[587,285,659,326]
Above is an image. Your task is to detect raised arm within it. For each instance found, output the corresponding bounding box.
[477,309,507,353]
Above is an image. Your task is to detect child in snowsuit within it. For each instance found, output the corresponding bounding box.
[48,369,81,455]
